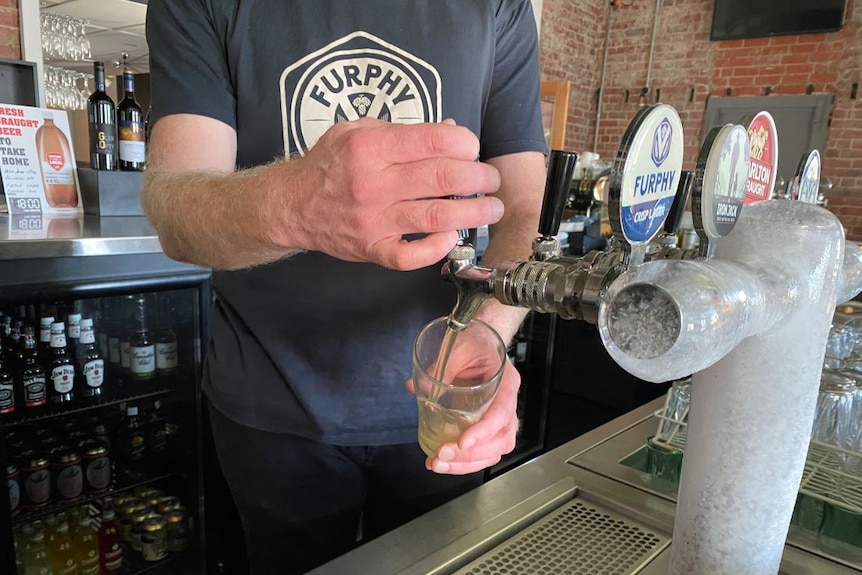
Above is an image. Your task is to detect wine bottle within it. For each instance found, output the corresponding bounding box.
[117,71,145,171]
[88,61,117,170]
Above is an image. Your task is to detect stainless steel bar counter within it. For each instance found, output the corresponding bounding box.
[310,398,862,575]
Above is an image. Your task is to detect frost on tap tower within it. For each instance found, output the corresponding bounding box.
[441,104,862,574]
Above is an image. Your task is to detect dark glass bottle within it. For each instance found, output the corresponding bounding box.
[48,321,75,404]
[0,347,16,415]
[129,297,155,381]
[117,72,145,171]
[123,405,147,463]
[155,296,178,376]
[77,318,105,403]
[38,314,55,364]
[147,400,167,458]
[18,327,47,410]
[88,61,117,171]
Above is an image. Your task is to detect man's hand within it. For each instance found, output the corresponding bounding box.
[272,118,503,271]
[408,356,521,475]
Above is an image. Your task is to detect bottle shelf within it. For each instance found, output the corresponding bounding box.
[12,470,183,525]
[1,386,176,428]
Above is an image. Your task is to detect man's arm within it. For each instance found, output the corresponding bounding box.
[474,150,547,342]
[142,114,506,271]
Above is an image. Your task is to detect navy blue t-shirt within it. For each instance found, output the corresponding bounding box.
[146,0,548,445]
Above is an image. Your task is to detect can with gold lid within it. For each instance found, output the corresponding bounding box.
[20,451,52,509]
[143,489,164,509]
[141,514,168,562]
[129,508,150,552]
[155,495,181,515]
[165,507,190,552]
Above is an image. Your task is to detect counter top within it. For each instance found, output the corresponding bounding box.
[0,214,163,259]
[309,398,862,575]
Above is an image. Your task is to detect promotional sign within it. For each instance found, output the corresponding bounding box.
[743,111,778,205]
[693,124,750,240]
[613,104,684,245]
[795,150,821,205]
[0,104,83,216]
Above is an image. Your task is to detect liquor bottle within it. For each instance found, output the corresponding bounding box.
[117,72,145,171]
[48,322,75,404]
[154,297,178,376]
[35,112,79,208]
[6,319,23,365]
[119,297,135,375]
[87,61,117,171]
[38,314,55,363]
[123,405,147,463]
[0,346,16,415]
[66,311,82,362]
[77,318,105,402]
[97,507,123,573]
[129,296,156,381]
[18,327,48,410]
[72,510,101,575]
[147,400,167,458]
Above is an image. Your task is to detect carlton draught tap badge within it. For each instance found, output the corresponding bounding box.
[280,31,441,154]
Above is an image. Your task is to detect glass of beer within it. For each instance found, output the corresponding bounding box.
[412,317,507,457]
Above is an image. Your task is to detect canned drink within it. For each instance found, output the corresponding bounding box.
[165,507,190,552]
[141,515,168,562]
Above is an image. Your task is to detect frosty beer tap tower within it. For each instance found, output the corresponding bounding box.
[442,104,862,574]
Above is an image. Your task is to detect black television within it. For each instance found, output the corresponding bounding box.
[710,0,847,41]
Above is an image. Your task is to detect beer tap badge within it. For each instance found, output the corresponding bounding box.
[617,104,684,245]
[696,124,749,239]
[744,111,778,205]
[795,150,821,205]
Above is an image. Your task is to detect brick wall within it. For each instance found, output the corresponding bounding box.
[0,0,20,60]
[539,0,862,239]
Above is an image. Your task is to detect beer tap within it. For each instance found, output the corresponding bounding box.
[443,104,685,328]
[650,170,693,260]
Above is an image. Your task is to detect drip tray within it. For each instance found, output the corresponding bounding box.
[452,499,669,575]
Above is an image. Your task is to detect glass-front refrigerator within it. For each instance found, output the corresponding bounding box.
[0,218,212,575]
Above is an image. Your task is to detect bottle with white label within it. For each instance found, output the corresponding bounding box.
[129,296,156,381]
[0,346,15,415]
[117,71,146,171]
[66,311,82,361]
[48,321,75,404]
[77,317,105,402]
[155,296,178,376]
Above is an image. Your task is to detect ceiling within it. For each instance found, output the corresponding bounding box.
[40,0,149,75]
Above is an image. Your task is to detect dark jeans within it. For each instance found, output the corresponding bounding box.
[208,403,484,575]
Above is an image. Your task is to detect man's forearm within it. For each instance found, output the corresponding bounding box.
[141,164,302,270]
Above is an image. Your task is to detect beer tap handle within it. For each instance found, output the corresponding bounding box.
[538,150,579,239]
[664,171,693,235]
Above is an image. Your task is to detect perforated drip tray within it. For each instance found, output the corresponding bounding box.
[452,499,669,575]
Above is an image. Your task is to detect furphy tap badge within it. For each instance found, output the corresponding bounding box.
[281,31,442,154]
[744,111,778,205]
[617,105,684,245]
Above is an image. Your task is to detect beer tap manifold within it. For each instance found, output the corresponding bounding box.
[443,104,685,329]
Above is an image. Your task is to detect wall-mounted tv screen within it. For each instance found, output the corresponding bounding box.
[710,0,847,41]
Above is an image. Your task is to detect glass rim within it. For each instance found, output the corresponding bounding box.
[413,316,507,392]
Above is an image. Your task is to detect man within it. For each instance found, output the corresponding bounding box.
[144,2,548,573]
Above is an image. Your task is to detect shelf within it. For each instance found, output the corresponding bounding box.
[1,387,174,428]
[12,470,183,525]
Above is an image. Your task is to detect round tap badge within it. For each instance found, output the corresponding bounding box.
[614,104,684,245]
[694,124,750,240]
[743,111,778,205]
[796,150,821,205]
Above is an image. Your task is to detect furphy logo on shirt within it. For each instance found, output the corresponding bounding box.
[281,31,442,154]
